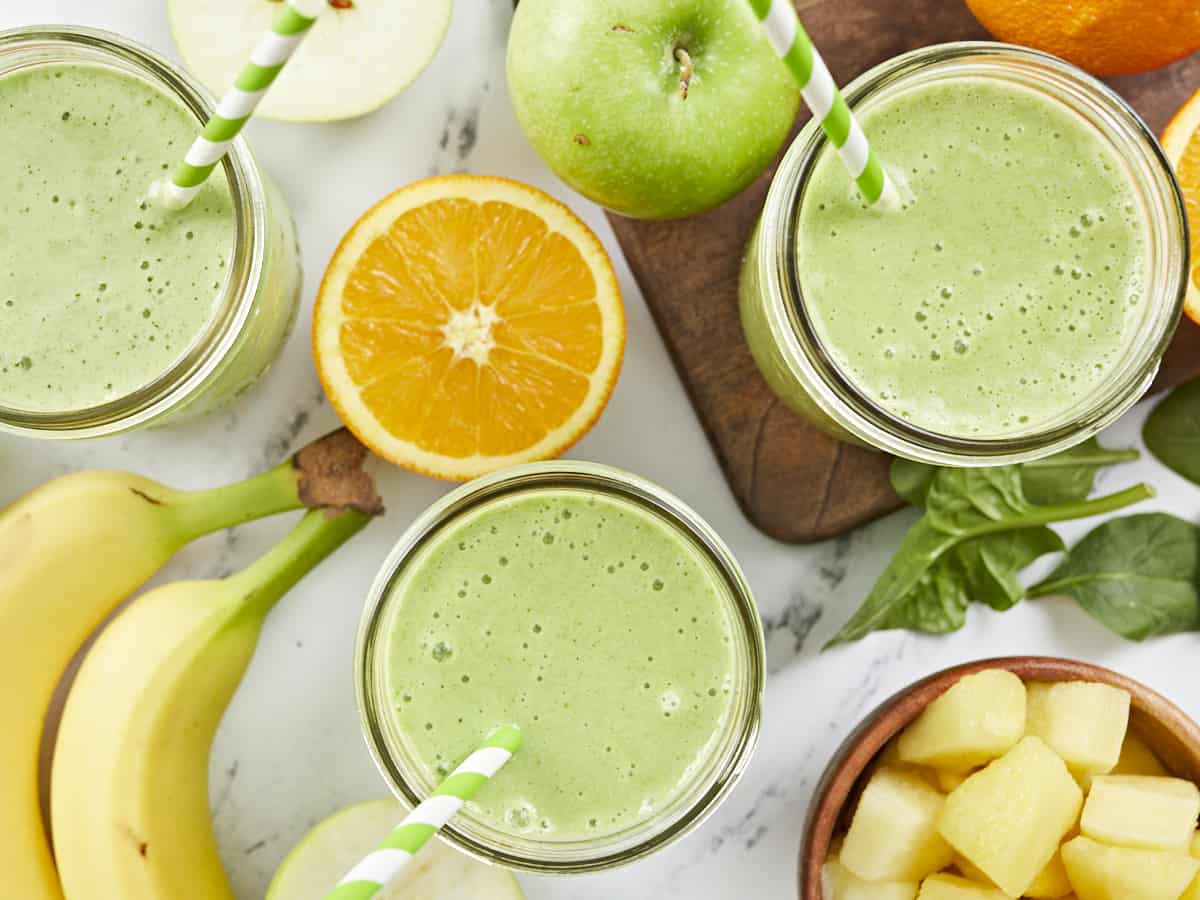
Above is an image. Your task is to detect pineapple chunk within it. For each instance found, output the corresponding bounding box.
[1185,834,1200,900]
[1024,682,1130,775]
[952,855,993,885]
[1025,846,1073,898]
[823,856,919,900]
[1078,731,1168,791]
[841,768,954,882]
[915,873,1008,900]
[1112,732,1168,777]
[1081,775,1200,850]
[898,670,1026,771]
[938,736,1082,896]
[873,739,942,790]
[1060,836,1199,900]
[936,770,969,793]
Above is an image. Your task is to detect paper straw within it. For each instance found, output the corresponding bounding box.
[746,0,896,206]
[150,0,327,210]
[324,725,523,900]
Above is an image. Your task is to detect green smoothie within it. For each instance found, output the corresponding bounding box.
[795,77,1150,438]
[381,487,738,841]
[0,62,234,413]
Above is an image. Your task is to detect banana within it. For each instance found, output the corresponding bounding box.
[0,429,377,899]
[51,506,376,900]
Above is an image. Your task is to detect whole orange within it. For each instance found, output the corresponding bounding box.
[964,0,1200,76]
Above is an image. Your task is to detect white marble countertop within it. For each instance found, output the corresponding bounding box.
[5,3,1199,898]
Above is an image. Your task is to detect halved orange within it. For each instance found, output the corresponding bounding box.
[314,175,625,480]
[1163,88,1200,326]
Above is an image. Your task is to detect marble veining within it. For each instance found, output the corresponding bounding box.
[4,3,1200,899]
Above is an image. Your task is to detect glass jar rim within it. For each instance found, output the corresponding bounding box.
[758,41,1189,465]
[0,25,266,439]
[354,461,765,874]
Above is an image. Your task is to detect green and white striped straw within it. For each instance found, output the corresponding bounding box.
[150,0,326,210]
[323,725,523,900]
[746,0,896,206]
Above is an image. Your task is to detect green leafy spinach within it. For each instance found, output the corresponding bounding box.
[1018,439,1141,505]
[867,527,1065,636]
[1144,379,1200,486]
[1030,513,1200,640]
[889,439,1139,508]
[828,464,1152,647]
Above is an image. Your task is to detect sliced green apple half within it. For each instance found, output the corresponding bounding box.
[266,799,525,900]
[169,0,453,123]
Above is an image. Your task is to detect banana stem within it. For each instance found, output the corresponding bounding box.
[227,509,372,622]
[168,461,302,539]
[166,428,383,541]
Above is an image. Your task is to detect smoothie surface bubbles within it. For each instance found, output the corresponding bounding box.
[382,487,739,841]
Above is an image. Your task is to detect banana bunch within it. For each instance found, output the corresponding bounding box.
[0,430,381,899]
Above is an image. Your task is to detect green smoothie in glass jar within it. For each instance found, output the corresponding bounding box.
[357,463,763,873]
[740,44,1187,465]
[0,27,300,439]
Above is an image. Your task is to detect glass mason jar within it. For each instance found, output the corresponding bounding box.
[739,42,1188,466]
[356,461,764,874]
[0,26,301,440]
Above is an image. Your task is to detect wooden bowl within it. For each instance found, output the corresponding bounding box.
[797,656,1200,899]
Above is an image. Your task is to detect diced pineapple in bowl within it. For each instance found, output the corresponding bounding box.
[800,658,1200,900]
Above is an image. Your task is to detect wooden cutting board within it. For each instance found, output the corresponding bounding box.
[607,0,1200,544]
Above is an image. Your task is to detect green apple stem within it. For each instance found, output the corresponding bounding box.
[229,508,374,622]
[674,47,693,100]
[166,428,383,540]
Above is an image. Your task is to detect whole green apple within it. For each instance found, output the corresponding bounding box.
[507,0,801,220]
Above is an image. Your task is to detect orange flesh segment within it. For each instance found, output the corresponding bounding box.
[1179,131,1200,294]
[337,197,601,460]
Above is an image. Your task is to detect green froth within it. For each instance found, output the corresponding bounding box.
[382,487,738,842]
[0,62,234,412]
[798,77,1149,438]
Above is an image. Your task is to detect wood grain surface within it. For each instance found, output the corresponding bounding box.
[607,0,1200,543]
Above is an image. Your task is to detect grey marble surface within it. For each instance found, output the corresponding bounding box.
[4,3,1199,898]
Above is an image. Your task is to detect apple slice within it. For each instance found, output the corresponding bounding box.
[169,0,453,123]
[266,799,524,900]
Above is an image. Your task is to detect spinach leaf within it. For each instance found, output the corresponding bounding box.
[956,527,1066,612]
[1018,439,1140,505]
[827,467,1152,647]
[870,527,1066,636]
[924,466,1032,533]
[1029,513,1200,640]
[1144,379,1200,486]
[890,458,936,506]
[888,440,1138,509]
